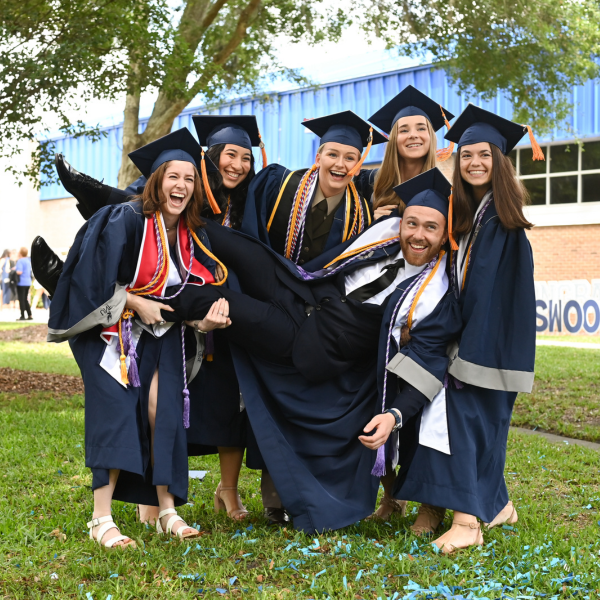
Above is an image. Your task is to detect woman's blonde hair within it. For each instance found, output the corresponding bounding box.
[372,119,438,211]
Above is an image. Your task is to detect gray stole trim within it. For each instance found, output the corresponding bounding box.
[447,342,534,393]
[47,285,127,342]
[186,330,205,384]
[385,352,443,401]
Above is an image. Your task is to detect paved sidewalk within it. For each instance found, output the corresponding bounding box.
[0,307,49,324]
[511,426,600,451]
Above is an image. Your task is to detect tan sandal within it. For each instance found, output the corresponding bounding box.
[87,515,136,549]
[367,496,407,520]
[433,520,484,554]
[484,500,518,529]
[410,503,446,535]
[156,508,200,540]
[214,482,249,521]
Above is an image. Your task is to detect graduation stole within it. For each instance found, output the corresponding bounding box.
[222,196,232,228]
[372,250,446,477]
[267,167,370,263]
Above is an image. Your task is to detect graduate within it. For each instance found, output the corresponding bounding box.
[354,85,454,223]
[47,128,229,547]
[388,105,538,552]
[152,167,458,532]
[241,110,387,265]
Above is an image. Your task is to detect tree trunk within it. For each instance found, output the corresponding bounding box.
[118,61,143,189]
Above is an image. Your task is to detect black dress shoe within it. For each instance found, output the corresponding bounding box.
[31,236,64,298]
[55,153,112,220]
[264,507,291,526]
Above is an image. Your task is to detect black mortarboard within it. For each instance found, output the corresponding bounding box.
[444,104,530,155]
[393,168,451,220]
[192,115,262,150]
[128,128,217,178]
[368,85,454,134]
[301,110,387,151]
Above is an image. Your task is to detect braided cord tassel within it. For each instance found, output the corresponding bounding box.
[180,323,190,429]
[436,105,455,162]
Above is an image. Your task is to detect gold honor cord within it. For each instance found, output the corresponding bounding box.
[407,250,445,330]
[190,229,228,287]
[267,170,297,232]
[323,235,400,270]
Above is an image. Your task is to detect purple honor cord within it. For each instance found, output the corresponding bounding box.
[371,256,437,478]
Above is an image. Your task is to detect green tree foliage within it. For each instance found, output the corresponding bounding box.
[1,0,599,187]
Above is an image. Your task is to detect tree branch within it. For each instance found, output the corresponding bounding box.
[212,0,262,65]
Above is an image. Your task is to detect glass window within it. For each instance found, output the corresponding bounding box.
[582,173,600,202]
[508,150,517,171]
[581,141,600,171]
[520,148,547,175]
[550,144,578,173]
[523,178,546,205]
[550,175,577,204]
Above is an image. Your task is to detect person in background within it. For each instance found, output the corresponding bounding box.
[1,249,15,309]
[31,278,50,311]
[15,247,33,321]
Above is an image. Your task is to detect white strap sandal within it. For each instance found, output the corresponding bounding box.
[156,508,200,540]
[87,515,136,549]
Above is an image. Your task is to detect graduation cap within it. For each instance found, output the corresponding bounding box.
[394,167,451,220]
[444,104,545,160]
[302,110,387,178]
[368,85,455,161]
[128,128,221,215]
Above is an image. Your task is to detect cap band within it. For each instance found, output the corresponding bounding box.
[206,123,252,150]
[320,124,364,152]
[150,149,197,175]
[457,122,507,154]
[392,106,431,128]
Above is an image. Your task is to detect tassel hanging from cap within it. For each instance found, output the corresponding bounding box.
[201,150,222,215]
[258,129,268,168]
[347,127,374,179]
[524,125,545,161]
[448,191,458,251]
[436,106,455,162]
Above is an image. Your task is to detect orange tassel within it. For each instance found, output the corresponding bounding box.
[436,105,454,162]
[448,191,458,251]
[206,354,214,362]
[347,128,373,178]
[201,151,222,215]
[118,317,129,385]
[258,129,268,168]
[524,125,545,161]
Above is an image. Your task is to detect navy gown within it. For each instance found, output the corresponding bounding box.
[48,201,218,506]
[393,197,536,522]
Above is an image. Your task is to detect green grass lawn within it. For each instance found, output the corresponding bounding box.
[0,322,39,332]
[0,341,79,377]
[1,390,600,599]
[514,346,600,442]
[537,334,600,344]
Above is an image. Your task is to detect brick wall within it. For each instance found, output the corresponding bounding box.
[526,224,600,281]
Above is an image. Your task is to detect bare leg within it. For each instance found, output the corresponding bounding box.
[148,370,195,536]
[433,510,483,553]
[214,447,248,520]
[31,288,44,311]
[485,500,518,529]
[368,464,407,520]
[91,469,135,547]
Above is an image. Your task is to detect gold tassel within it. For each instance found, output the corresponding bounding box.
[347,128,373,178]
[524,125,545,161]
[258,129,268,168]
[201,151,222,214]
[118,317,129,385]
[448,191,459,251]
[436,105,454,162]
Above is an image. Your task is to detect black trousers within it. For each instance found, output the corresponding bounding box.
[17,286,31,318]
[164,226,309,361]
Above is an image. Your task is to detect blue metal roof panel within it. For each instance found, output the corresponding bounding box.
[41,63,600,200]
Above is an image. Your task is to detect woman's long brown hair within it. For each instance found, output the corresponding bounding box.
[451,144,533,237]
[138,161,205,230]
[372,119,438,210]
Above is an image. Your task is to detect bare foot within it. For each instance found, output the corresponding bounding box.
[367,495,407,520]
[410,504,446,536]
[433,520,483,554]
[485,501,518,529]
[216,485,249,521]
[137,504,159,525]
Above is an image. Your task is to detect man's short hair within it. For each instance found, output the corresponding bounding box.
[19,246,28,257]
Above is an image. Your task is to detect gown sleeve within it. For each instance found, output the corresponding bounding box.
[353,168,378,207]
[240,163,292,246]
[47,202,143,342]
[385,292,462,402]
[448,209,536,392]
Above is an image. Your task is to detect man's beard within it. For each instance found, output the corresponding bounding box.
[400,237,444,267]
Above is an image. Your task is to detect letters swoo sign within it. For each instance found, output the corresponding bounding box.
[535,280,600,334]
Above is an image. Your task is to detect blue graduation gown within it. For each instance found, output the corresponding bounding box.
[241,163,370,256]
[353,168,378,206]
[48,201,217,506]
[393,200,536,522]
